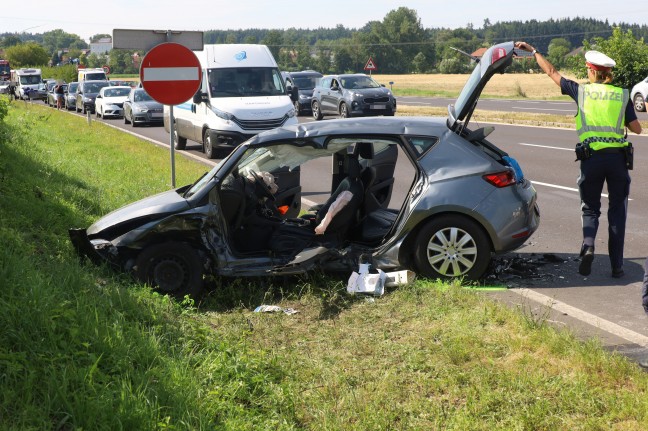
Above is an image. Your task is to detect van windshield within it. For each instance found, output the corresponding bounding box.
[85,73,107,80]
[20,75,41,85]
[208,67,286,97]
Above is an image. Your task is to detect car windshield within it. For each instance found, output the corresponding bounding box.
[20,75,41,85]
[340,76,380,89]
[292,76,320,90]
[133,90,153,102]
[68,83,78,92]
[208,67,286,97]
[105,88,130,97]
[84,82,110,93]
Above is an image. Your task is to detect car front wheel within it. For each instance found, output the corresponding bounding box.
[634,94,646,112]
[312,100,323,120]
[413,215,491,281]
[203,129,217,159]
[339,102,349,118]
[173,126,187,150]
[135,242,204,299]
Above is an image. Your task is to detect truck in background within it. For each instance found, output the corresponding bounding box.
[0,59,10,81]
[164,44,299,159]
[10,68,43,100]
[77,67,108,82]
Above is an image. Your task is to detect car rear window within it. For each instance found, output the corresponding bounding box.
[406,136,439,157]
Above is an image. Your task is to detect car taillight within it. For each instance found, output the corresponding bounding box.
[491,48,507,64]
[483,170,516,188]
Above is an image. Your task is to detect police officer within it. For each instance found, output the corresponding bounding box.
[515,41,642,278]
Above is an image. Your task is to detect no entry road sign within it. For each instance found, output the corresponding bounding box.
[140,42,202,105]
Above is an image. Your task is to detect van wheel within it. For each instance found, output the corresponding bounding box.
[312,101,323,120]
[413,215,491,281]
[339,102,349,118]
[134,242,204,299]
[203,129,217,159]
[174,126,187,150]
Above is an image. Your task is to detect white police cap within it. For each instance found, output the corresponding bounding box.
[585,50,616,69]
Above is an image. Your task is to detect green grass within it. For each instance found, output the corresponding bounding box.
[2,97,648,429]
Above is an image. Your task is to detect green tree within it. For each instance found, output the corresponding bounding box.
[261,30,283,60]
[1,35,22,48]
[90,34,110,43]
[4,42,49,67]
[42,29,85,54]
[585,27,648,89]
[547,38,571,69]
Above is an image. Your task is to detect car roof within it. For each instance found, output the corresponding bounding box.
[249,116,447,146]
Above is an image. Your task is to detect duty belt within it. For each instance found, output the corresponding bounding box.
[594,147,626,154]
[581,136,628,147]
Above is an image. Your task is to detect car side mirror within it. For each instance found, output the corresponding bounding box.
[96,95,102,98]
[289,86,299,102]
[193,91,208,103]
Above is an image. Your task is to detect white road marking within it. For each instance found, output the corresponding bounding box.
[520,142,572,151]
[512,288,648,347]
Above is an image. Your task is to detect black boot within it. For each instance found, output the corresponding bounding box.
[579,245,595,276]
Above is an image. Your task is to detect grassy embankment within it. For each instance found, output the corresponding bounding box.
[2,92,648,430]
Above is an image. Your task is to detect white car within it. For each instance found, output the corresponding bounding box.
[94,86,131,118]
[631,76,648,112]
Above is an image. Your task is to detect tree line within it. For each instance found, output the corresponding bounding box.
[2,8,648,88]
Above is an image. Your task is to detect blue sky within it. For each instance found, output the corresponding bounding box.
[3,0,647,42]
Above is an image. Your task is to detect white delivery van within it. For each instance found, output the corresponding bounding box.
[164,44,299,159]
[10,68,42,100]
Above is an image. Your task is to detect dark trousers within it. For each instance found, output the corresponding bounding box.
[577,152,630,270]
[642,258,648,315]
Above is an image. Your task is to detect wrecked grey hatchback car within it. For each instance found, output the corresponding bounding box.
[69,42,540,298]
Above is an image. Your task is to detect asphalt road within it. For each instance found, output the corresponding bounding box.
[53,97,648,362]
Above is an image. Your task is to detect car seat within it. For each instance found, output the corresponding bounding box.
[314,153,364,241]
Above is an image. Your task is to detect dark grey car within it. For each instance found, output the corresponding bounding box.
[123,88,164,127]
[65,82,79,111]
[69,41,539,298]
[282,70,323,116]
[311,73,396,119]
[76,80,111,114]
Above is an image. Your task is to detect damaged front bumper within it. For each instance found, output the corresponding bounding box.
[68,228,119,267]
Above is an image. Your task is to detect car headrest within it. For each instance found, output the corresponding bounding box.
[355,142,374,160]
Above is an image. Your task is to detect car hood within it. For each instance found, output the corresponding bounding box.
[83,93,100,100]
[133,101,163,110]
[87,188,190,236]
[448,41,515,130]
[102,96,128,104]
[350,87,392,97]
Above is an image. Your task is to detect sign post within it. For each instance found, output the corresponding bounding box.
[140,42,202,187]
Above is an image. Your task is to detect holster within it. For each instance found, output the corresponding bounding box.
[575,142,591,161]
[625,142,634,170]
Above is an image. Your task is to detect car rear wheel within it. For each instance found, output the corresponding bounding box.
[413,215,491,281]
[339,102,349,118]
[134,242,204,299]
[173,126,187,150]
[312,101,323,120]
[294,100,301,116]
[634,94,646,112]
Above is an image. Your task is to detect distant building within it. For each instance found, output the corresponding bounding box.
[90,37,112,55]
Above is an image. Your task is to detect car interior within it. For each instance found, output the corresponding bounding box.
[216,140,408,258]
